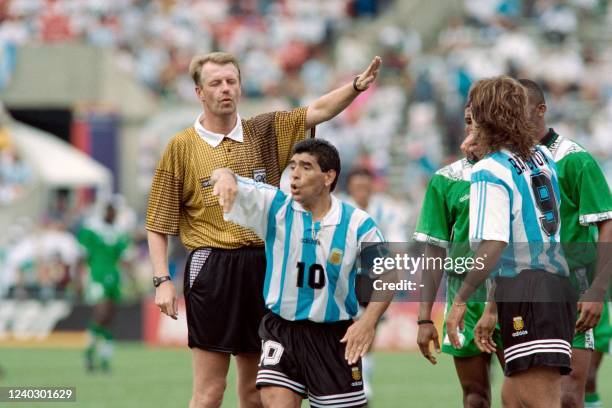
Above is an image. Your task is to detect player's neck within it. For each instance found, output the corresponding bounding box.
[304,195,332,222]
[201,110,238,135]
[535,124,548,142]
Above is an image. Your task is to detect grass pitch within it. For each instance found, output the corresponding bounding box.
[1,343,610,407]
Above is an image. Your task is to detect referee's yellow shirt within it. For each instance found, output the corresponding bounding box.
[146,107,312,250]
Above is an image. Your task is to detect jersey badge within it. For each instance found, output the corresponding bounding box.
[329,248,344,266]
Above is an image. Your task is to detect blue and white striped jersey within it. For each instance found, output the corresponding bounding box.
[225,176,385,322]
[469,147,569,278]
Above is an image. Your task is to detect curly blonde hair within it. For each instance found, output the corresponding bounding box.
[468,76,536,160]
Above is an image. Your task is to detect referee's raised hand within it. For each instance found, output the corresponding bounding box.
[354,56,381,92]
[211,168,238,213]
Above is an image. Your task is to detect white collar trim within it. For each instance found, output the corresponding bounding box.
[194,113,243,147]
[291,195,342,226]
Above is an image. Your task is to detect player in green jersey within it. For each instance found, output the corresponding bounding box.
[519,79,612,408]
[77,201,131,372]
[416,105,505,407]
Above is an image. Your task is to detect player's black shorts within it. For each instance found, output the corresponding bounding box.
[256,312,368,407]
[183,247,266,354]
[496,269,577,377]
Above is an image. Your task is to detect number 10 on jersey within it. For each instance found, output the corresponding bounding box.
[296,262,326,289]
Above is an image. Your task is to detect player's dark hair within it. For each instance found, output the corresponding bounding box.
[347,167,374,183]
[292,139,341,192]
[518,78,546,107]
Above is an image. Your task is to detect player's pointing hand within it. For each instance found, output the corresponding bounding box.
[211,168,238,213]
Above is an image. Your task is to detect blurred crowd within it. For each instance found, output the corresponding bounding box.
[401,0,612,195]
[0,0,388,98]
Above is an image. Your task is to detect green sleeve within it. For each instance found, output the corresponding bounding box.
[76,227,94,252]
[414,174,452,247]
[572,153,612,225]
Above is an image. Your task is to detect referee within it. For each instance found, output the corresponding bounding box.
[146,52,381,408]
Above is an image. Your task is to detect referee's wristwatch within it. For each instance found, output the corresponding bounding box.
[153,276,172,288]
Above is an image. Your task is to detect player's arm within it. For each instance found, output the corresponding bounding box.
[447,169,510,348]
[572,155,612,330]
[576,218,612,332]
[305,56,381,130]
[592,218,612,293]
[417,243,445,364]
[460,169,511,300]
[456,241,506,302]
[341,219,390,365]
[212,168,284,239]
[413,174,453,363]
[447,240,505,349]
[474,281,499,354]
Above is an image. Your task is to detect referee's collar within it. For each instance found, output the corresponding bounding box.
[194,113,244,147]
[291,194,342,226]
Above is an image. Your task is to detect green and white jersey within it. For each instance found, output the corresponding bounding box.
[414,158,474,272]
[542,129,612,269]
[77,217,131,285]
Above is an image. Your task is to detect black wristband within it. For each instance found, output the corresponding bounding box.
[417,319,434,325]
[353,76,365,92]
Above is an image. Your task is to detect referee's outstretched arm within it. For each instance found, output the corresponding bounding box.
[305,56,381,130]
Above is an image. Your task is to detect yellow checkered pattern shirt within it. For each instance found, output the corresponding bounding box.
[146,107,312,250]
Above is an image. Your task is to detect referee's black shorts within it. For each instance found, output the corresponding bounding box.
[256,312,368,407]
[183,247,266,354]
[496,269,577,377]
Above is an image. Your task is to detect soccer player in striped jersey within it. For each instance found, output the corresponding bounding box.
[446,76,575,408]
[211,138,390,408]
[415,104,505,407]
[518,79,612,408]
